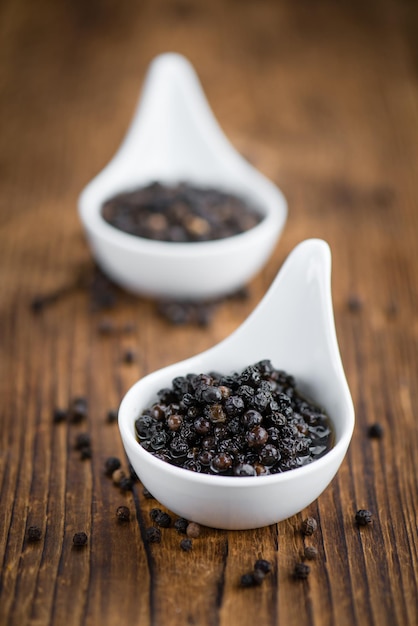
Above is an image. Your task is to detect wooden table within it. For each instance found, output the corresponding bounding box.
[1,1,417,624]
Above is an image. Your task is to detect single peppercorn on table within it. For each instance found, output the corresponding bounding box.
[1,2,417,626]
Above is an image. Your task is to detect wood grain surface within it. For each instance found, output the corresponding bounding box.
[1,0,417,625]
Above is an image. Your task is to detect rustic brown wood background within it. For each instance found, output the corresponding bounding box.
[1,0,417,624]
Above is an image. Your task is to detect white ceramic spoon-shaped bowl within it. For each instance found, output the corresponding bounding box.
[78,53,287,300]
[118,239,355,530]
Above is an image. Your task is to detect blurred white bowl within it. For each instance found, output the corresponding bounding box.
[78,53,287,300]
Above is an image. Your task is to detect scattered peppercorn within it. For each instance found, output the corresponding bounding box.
[73,532,88,547]
[174,518,189,534]
[254,559,272,574]
[104,457,121,476]
[27,526,42,542]
[53,408,67,423]
[294,562,310,579]
[150,509,171,527]
[368,423,383,439]
[240,558,272,587]
[355,509,373,526]
[156,511,172,528]
[303,546,318,560]
[186,522,201,538]
[119,476,134,491]
[116,505,131,522]
[74,433,91,450]
[112,469,126,485]
[301,517,318,536]
[123,349,136,364]
[240,573,257,588]
[180,538,193,552]
[107,409,118,424]
[135,360,333,476]
[70,397,88,423]
[145,527,162,544]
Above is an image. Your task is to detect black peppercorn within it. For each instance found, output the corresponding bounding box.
[74,433,91,450]
[301,517,317,536]
[174,517,189,534]
[73,532,88,547]
[367,423,383,439]
[134,360,333,476]
[145,527,161,543]
[119,477,134,491]
[355,509,373,526]
[150,509,172,528]
[104,457,121,476]
[116,505,131,522]
[70,397,88,423]
[294,562,310,579]
[53,408,67,423]
[27,526,42,542]
[107,409,118,424]
[254,559,272,574]
[240,573,257,588]
[180,538,193,552]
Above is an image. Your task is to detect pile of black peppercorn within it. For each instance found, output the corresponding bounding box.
[135,360,333,476]
[101,182,262,243]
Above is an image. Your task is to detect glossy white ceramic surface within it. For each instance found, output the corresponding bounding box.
[118,239,355,530]
[78,53,287,300]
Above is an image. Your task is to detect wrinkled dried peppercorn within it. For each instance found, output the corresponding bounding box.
[254,559,272,574]
[180,538,193,552]
[150,509,172,528]
[119,477,134,491]
[240,558,272,588]
[145,527,161,543]
[116,506,131,522]
[174,518,189,534]
[135,360,333,477]
[73,532,88,547]
[27,526,42,542]
[301,517,317,536]
[355,509,373,526]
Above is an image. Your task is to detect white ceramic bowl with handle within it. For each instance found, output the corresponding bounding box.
[118,239,355,529]
[78,53,287,300]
